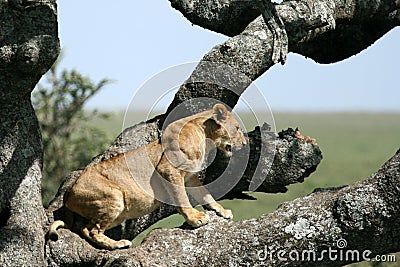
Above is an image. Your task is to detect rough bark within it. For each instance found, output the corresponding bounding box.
[0,0,59,266]
[168,0,400,63]
[169,0,261,36]
[46,149,400,266]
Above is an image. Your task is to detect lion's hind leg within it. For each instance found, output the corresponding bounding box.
[82,221,131,250]
[65,172,132,250]
[78,186,131,250]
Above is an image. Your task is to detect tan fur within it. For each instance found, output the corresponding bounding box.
[49,104,247,250]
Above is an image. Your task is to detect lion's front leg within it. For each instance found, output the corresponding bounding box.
[185,174,233,220]
[157,160,209,227]
[169,176,210,227]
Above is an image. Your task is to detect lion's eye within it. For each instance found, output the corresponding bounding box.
[225,144,232,152]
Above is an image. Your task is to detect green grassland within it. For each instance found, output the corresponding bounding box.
[92,111,400,266]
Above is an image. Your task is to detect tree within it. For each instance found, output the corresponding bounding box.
[33,57,112,206]
[0,0,399,266]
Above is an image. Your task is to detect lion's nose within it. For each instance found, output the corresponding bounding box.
[225,144,232,152]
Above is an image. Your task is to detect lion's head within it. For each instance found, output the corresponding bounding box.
[205,103,247,157]
[161,103,247,172]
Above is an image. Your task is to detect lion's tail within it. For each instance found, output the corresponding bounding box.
[48,220,68,241]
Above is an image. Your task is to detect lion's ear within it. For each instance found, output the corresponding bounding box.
[212,103,228,122]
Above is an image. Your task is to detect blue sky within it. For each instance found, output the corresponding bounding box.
[53,1,400,113]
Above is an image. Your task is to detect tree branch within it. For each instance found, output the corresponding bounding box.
[163,0,398,127]
[168,0,261,36]
[169,0,400,64]
[47,149,400,266]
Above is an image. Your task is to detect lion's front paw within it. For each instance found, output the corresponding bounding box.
[206,202,233,220]
[186,211,210,227]
[217,208,233,219]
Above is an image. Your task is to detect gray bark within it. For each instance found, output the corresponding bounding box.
[0,0,59,266]
[168,0,400,63]
[0,0,399,266]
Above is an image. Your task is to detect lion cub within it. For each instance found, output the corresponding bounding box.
[49,103,247,250]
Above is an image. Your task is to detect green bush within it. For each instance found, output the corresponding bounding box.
[33,57,113,207]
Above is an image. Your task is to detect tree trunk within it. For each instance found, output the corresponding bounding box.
[0,0,59,265]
